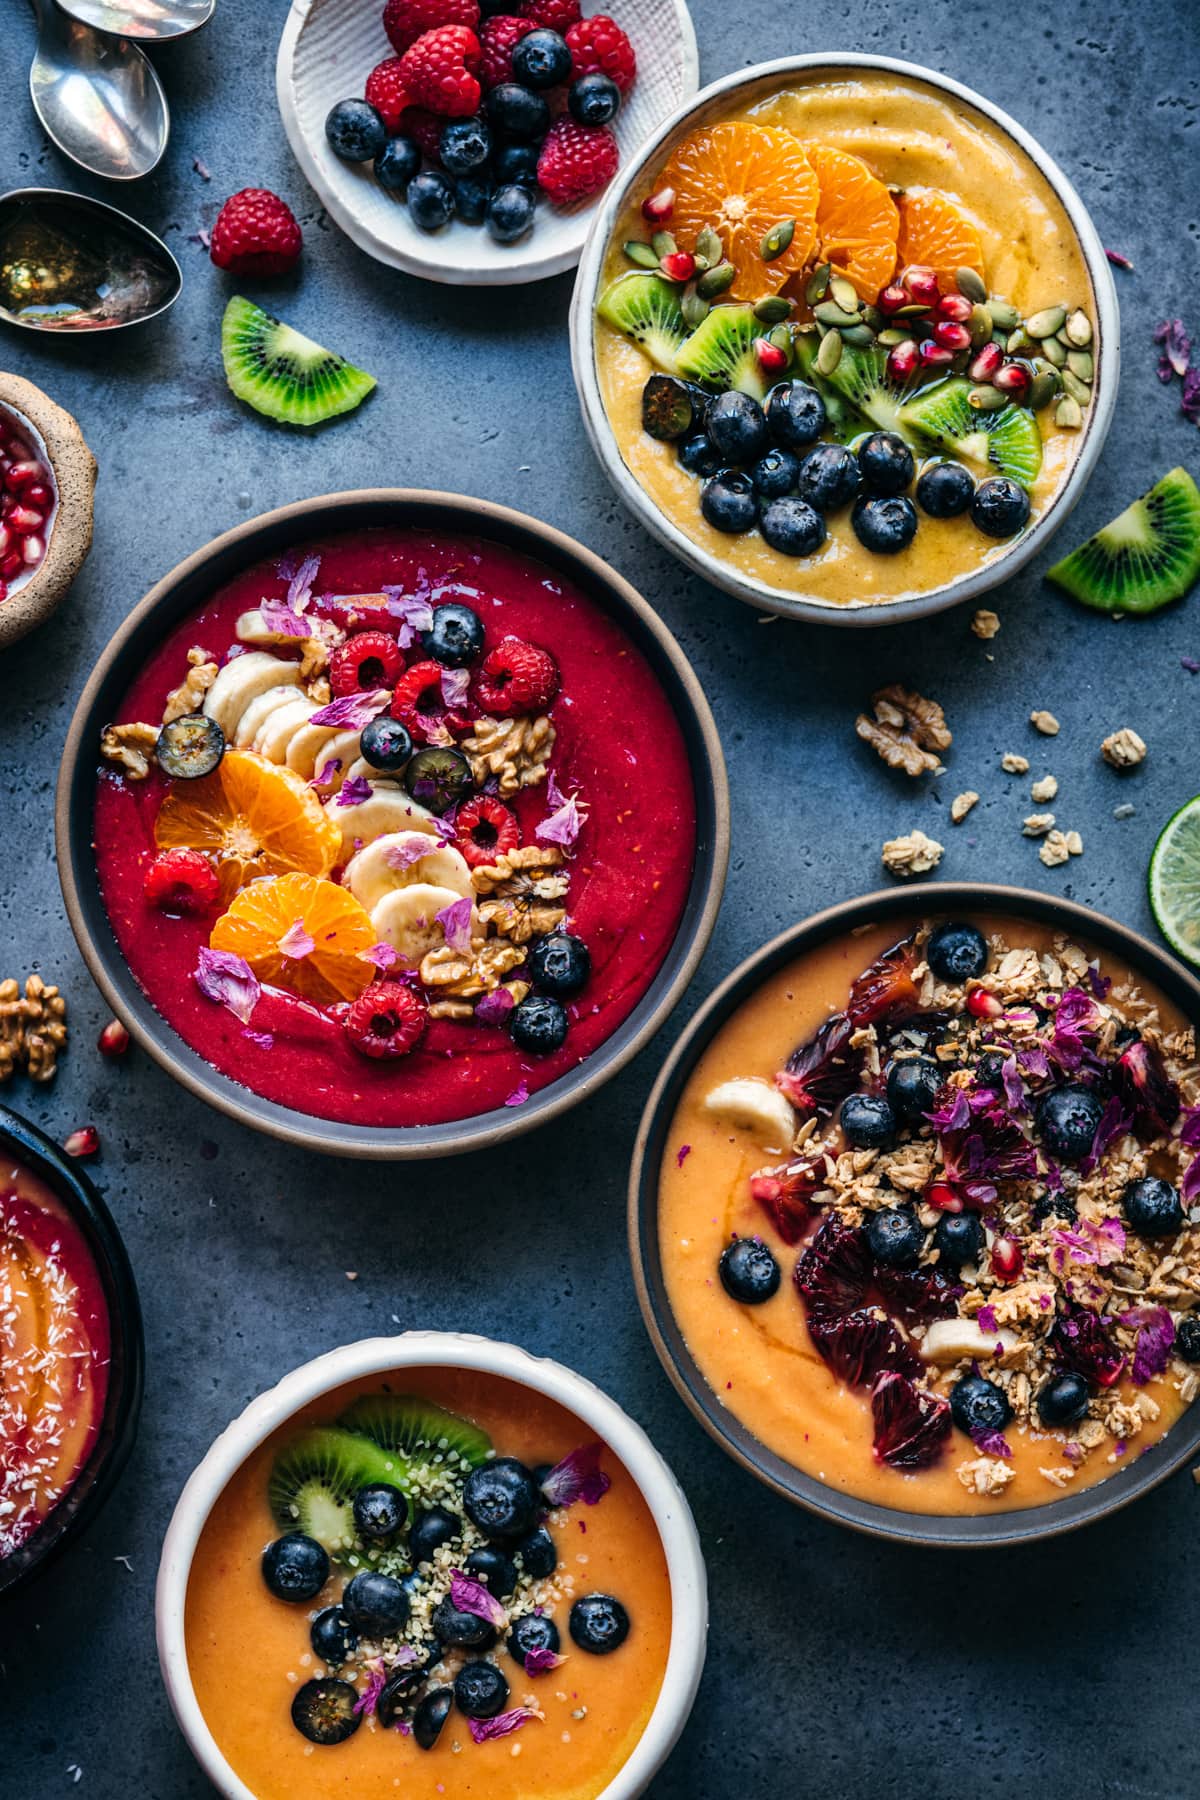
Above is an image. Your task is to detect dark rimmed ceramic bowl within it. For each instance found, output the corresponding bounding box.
[56,490,729,1160]
[0,1103,143,1598]
[629,882,1200,1547]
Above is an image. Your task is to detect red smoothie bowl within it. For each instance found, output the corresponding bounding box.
[57,492,728,1158]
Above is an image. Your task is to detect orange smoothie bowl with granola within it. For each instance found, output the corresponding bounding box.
[630,887,1200,1543]
[573,57,1117,620]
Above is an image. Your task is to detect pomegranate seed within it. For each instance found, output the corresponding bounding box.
[918,339,955,368]
[0,525,10,555]
[933,320,972,352]
[969,342,1004,382]
[25,483,52,508]
[887,339,920,382]
[98,1018,130,1058]
[926,1181,963,1214]
[994,362,1031,399]
[6,436,31,460]
[22,535,43,566]
[9,505,42,532]
[642,187,675,223]
[64,1125,100,1158]
[878,283,908,315]
[991,1236,1024,1281]
[1,550,21,579]
[0,581,7,604]
[753,336,789,375]
[659,251,695,282]
[937,292,974,322]
[5,460,40,489]
[902,264,940,306]
[966,986,1003,1018]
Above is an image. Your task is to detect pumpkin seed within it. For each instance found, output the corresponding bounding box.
[681,284,710,330]
[829,272,860,313]
[651,230,677,259]
[1061,368,1091,406]
[862,304,884,331]
[1055,394,1083,429]
[696,225,723,266]
[805,262,831,305]
[989,300,1019,330]
[814,300,860,329]
[969,304,994,346]
[1025,304,1068,339]
[768,323,793,355]
[760,218,795,261]
[1028,369,1060,411]
[1006,328,1035,356]
[754,295,794,324]
[895,303,929,318]
[839,323,876,346]
[1066,349,1094,383]
[877,327,914,346]
[624,240,660,269]
[955,267,988,304]
[1040,335,1067,367]
[697,260,736,299]
[816,330,844,375]
[1065,308,1092,347]
[968,385,1008,412]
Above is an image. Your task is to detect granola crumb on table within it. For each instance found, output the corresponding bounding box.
[881,829,944,876]
[1031,775,1058,803]
[1030,710,1061,736]
[1101,727,1148,769]
[1002,752,1030,775]
[950,791,979,824]
[971,609,1001,640]
[1022,813,1056,838]
[1039,829,1083,867]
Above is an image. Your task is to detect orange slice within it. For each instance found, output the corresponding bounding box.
[806,143,899,302]
[660,122,819,299]
[210,873,375,1005]
[895,190,984,292]
[155,749,340,903]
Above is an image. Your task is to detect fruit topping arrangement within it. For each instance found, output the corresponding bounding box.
[598,121,1098,561]
[259,1393,627,1751]
[323,1,638,245]
[0,411,56,607]
[704,921,1200,1495]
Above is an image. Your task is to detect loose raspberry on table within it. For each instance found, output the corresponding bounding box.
[344,980,428,1058]
[329,630,405,697]
[535,116,619,205]
[364,57,411,133]
[455,795,520,868]
[479,14,534,89]
[209,189,302,277]
[398,106,444,161]
[473,637,559,716]
[399,24,482,118]
[519,0,582,28]
[564,14,636,92]
[390,660,473,741]
[143,849,220,914]
[383,0,479,54]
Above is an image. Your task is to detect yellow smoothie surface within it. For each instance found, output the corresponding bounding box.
[185,1367,671,1800]
[658,916,1200,1515]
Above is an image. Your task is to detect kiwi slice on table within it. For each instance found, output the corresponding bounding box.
[268,1426,405,1556]
[675,304,766,401]
[898,377,1042,487]
[339,1393,492,1499]
[791,333,864,443]
[822,342,918,439]
[595,274,687,373]
[1047,467,1200,614]
[221,295,376,428]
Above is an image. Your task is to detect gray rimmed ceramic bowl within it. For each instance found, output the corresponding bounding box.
[570,54,1119,627]
[629,883,1200,1547]
[56,490,729,1160]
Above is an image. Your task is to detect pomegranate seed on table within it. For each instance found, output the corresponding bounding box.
[98,1019,131,1058]
[918,339,955,368]
[642,187,674,222]
[937,292,974,322]
[969,342,1004,382]
[64,1125,100,1158]
[887,339,920,382]
[901,264,940,305]
[933,320,971,351]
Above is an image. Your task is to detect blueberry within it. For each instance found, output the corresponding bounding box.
[509,1611,561,1668]
[377,1662,430,1729]
[486,83,551,142]
[360,715,414,773]
[677,431,723,477]
[971,475,1031,539]
[408,170,456,231]
[766,379,826,450]
[796,442,860,512]
[404,746,474,813]
[858,432,915,496]
[291,1677,361,1745]
[840,1092,896,1150]
[1036,1085,1104,1164]
[487,183,536,243]
[1122,1175,1185,1240]
[916,460,975,518]
[950,1372,1012,1436]
[705,391,768,462]
[1036,1371,1090,1427]
[413,1686,453,1750]
[510,993,569,1054]
[759,496,825,556]
[465,1545,518,1597]
[718,1236,781,1304]
[1176,1316,1200,1363]
[886,1057,942,1122]
[375,135,421,193]
[516,1526,557,1578]
[454,1659,509,1719]
[933,1210,984,1269]
[927,921,988,983]
[749,446,801,498]
[409,1504,461,1566]
[454,175,493,225]
[492,142,540,189]
[352,1483,406,1543]
[262,1533,328,1602]
[421,602,485,667]
[569,1592,630,1655]
[568,72,621,126]
[700,470,757,534]
[851,493,918,553]
[310,1607,357,1666]
[975,1049,1008,1088]
[342,1571,410,1634]
[512,28,572,88]
[865,1205,923,1269]
[155,713,225,780]
[463,1457,539,1541]
[433,1595,498,1651]
[440,115,491,176]
[325,98,387,162]
[528,932,590,996]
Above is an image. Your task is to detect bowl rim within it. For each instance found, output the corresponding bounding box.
[0,1100,144,1599]
[54,488,729,1159]
[274,0,700,288]
[569,52,1120,627]
[628,881,1200,1547]
[155,1330,709,1799]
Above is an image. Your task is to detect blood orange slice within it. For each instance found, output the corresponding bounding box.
[660,122,819,299]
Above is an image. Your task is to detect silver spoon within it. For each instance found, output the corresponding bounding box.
[0,187,182,332]
[53,0,214,44]
[28,0,170,182]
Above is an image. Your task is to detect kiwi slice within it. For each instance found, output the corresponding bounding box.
[898,377,1042,487]
[1047,467,1200,614]
[221,295,376,428]
[822,342,918,439]
[268,1427,404,1557]
[675,304,766,402]
[595,274,687,373]
[339,1393,492,1500]
[791,333,864,443]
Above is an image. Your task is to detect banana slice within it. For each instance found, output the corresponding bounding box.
[256,697,317,764]
[235,607,310,646]
[203,652,300,739]
[303,728,361,791]
[324,783,441,858]
[370,883,478,967]
[344,833,473,910]
[920,1319,1019,1364]
[234,684,306,747]
[702,1078,797,1152]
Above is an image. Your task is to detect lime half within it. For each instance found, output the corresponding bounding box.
[1148,795,1200,966]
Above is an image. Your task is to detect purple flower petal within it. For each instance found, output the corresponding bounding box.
[277,919,315,960]
[468,1707,541,1744]
[384,833,436,872]
[311,756,343,788]
[504,1081,530,1107]
[540,1441,611,1508]
[474,986,515,1025]
[440,667,471,709]
[926,1087,970,1133]
[309,689,391,729]
[1124,1304,1175,1384]
[192,153,211,181]
[286,553,321,613]
[524,1644,565,1675]
[1183,657,1200,675]
[1154,317,1192,379]
[358,941,399,973]
[536,772,588,849]
[337,775,373,808]
[436,895,475,954]
[450,1571,508,1630]
[976,1304,998,1335]
[1182,367,1200,425]
[258,602,310,638]
[676,1143,692,1168]
[1105,247,1134,270]
[194,947,260,1025]
[243,1029,274,1050]
[1086,962,1112,1000]
[353,1661,388,1718]
[1000,1054,1025,1112]
[971,1426,1012,1458]
[384,586,435,648]
[1081,1094,1134,1173]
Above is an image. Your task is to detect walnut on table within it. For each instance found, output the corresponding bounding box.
[162,647,218,724]
[856,684,952,778]
[462,713,555,798]
[100,721,159,780]
[971,609,1001,640]
[0,975,68,1084]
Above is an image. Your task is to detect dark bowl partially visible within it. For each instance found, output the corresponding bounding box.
[0,1103,144,1598]
[629,883,1200,1548]
[55,490,729,1160]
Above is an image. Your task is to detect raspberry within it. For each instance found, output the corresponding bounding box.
[399,106,444,161]
[329,630,404,696]
[535,117,619,206]
[143,849,220,914]
[564,14,636,92]
[383,0,479,54]
[473,637,559,716]
[209,189,302,277]
[390,660,472,742]
[399,25,482,118]
[519,0,581,27]
[479,14,534,89]
[455,795,520,868]
[364,57,411,133]
[344,981,428,1059]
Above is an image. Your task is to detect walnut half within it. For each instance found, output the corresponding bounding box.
[0,975,68,1084]
[100,721,159,780]
[162,647,218,725]
[472,845,568,944]
[856,684,952,778]
[462,714,555,798]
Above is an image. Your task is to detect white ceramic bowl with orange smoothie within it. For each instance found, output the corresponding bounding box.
[157,1333,706,1798]
[571,56,1118,624]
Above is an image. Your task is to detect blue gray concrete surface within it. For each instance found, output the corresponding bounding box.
[2,3,1200,1795]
